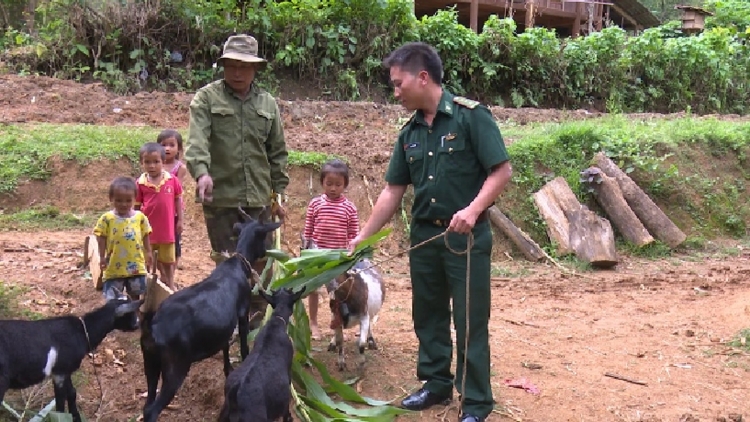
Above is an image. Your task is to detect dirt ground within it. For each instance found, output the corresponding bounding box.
[0,74,749,422]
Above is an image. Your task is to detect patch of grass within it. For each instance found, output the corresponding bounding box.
[726,328,750,353]
[0,206,101,231]
[617,240,672,259]
[499,115,750,254]
[288,150,343,169]
[0,283,43,320]
[491,264,532,278]
[0,123,158,193]
[0,123,343,193]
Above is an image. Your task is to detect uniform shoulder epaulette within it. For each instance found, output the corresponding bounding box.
[400,113,416,130]
[453,96,480,109]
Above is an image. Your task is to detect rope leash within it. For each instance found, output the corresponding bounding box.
[351,229,474,414]
[80,317,105,418]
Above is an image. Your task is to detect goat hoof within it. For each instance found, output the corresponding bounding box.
[367,338,378,350]
[327,343,337,352]
[337,361,346,371]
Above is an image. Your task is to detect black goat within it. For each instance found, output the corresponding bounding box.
[218,286,306,422]
[0,298,142,422]
[140,210,281,422]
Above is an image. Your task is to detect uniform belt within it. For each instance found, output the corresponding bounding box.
[419,210,488,228]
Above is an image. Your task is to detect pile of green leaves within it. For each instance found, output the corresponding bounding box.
[257,228,412,421]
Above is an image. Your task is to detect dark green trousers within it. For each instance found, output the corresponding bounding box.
[202,205,275,329]
[409,220,494,417]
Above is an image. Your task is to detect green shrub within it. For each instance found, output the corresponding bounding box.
[1,0,749,113]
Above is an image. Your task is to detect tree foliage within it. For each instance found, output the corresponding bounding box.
[0,0,749,113]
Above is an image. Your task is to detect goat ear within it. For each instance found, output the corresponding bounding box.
[263,221,283,233]
[292,286,306,302]
[114,300,141,317]
[258,289,272,305]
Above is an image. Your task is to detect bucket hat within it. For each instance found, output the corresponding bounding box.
[217,34,267,67]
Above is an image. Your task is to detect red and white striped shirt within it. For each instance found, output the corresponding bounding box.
[304,194,359,249]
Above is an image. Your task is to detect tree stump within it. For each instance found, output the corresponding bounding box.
[568,205,618,268]
[593,152,686,248]
[487,206,545,262]
[83,235,103,290]
[532,176,581,255]
[582,167,654,247]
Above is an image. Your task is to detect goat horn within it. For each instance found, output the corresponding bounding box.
[238,206,253,221]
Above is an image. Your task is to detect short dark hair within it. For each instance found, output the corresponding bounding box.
[157,129,184,152]
[108,176,137,200]
[139,142,165,161]
[320,159,350,187]
[382,42,443,85]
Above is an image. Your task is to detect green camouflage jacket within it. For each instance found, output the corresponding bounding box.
[185,80,289,207]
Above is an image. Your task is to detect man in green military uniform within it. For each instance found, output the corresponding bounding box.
[349,42,512,422]
[185,34,289,328]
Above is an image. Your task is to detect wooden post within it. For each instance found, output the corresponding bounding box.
[83,235,103,291]
[487,206,545,262]
[572,2,583,37]
[582,167,654,247]
[470,0,479,33]
[532,177,619,266]
[525,0,535,29]
[568,205,618,268]
[593,152,687,248]
[532,177,579,255]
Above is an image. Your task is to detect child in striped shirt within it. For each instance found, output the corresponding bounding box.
[303,159,359,339]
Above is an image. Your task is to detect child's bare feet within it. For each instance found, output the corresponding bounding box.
[310,324,321,340]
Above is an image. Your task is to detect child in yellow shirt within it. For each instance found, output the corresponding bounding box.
[93,176,154,300]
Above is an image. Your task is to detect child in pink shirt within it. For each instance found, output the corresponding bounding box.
[158,129,188,271]
[135,142,184,289]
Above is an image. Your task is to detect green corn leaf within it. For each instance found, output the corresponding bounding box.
[269,228,391,292]
[259,228,402,422]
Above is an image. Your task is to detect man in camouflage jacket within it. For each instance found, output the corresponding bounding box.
[185,34,289,326]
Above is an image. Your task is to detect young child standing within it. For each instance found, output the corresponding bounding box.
[303,159,360,339]
[135,142,184,289]
[157,129,188,271]
[94,176,153,301]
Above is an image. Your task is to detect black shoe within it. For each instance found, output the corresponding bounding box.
[459,414,485,422]
[400,388,451,411]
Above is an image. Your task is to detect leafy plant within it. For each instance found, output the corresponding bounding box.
[1,0,748,113]
[251,228,412,421]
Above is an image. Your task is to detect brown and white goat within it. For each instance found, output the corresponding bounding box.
[301,235,386,372]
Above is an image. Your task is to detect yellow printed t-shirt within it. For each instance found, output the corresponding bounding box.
[93,211,152,280]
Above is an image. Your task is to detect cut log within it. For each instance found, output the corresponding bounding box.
[83,235,103,291]
[583,167,654,247]
[593,152,686,248]
[142,276,173,314]
[568,205,618,268]
[532,177,581,255]
[487,206,545,262]
[142,250,173,314]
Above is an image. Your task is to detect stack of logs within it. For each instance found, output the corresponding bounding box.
[488,152,686,269]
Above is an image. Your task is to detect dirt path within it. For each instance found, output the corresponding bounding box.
[0,74,748,421]
[1,229,748,421]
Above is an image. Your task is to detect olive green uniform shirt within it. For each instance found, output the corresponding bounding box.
[385,90,509,219]
[185,80,289,208]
